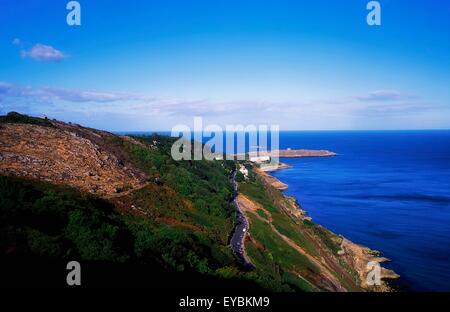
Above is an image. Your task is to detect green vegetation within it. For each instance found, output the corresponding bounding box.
[239,181,278,215]
[0,176,132,262]
[240,195,322,291]
[309,225,341,255]
[256,209,268,220]
[239,179,317,255]
[247,214,317,273]
[0,173,241,277]
[282,271,316,292]
[0,131,267,290]
[0,133,240,273]
[119,135,236,235]
[0,116,358,291]
[238,175,353,291]
[0,111,54,127]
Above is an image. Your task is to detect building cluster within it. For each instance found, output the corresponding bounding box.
[239,164,249,179]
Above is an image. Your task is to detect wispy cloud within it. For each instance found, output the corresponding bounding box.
[41,87,145,103]
[0,81,202,115]
[14,39,68,62]
[355,90,416,102]
[0,81,441,129]
[0,81,34,97]
[21,44,67,61]
[345,90,435,117]
[0,82,144,103]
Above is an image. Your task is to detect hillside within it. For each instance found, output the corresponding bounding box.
[237,168,398,291]
[0,112,396,291]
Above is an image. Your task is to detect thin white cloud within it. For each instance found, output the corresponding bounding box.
[20,44,68,62]
[0,82,145,103]
[355,90,416,102]
[0,81,438,124]
[41,87,144,103]
[0,81,204,116]
[0,81,34,97]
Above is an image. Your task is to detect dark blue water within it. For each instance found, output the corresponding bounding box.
[270,131,450,292]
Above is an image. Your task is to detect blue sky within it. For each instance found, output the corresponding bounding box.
[1,0,449,130]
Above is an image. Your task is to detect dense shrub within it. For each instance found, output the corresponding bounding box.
[0,111,54,127]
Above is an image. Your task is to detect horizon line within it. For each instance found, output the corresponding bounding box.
[114,129,450,134]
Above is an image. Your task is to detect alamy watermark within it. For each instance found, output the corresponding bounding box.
[66,1,381,27]
[170,117,280,167]
[66,1,81,26]
[367,1,381,26]
[366,261,382,286]
[66,260,81,286]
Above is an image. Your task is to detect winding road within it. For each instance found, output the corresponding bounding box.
[230,170,255,270]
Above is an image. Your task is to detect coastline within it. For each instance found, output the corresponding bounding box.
[257,159,400,291]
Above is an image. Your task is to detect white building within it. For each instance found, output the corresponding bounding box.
[249,155,270,163]
[239,164,249,178]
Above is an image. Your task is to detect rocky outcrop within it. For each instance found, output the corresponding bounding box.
[255,168,288,190]
[339,238,400,291]
[0,122,147,197]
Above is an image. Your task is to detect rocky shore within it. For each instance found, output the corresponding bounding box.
[256,160,400,291]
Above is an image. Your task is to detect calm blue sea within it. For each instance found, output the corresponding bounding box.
[271,131,450,292]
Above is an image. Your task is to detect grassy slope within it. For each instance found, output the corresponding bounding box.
[239,170,362,291]
[114,134,238,272]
